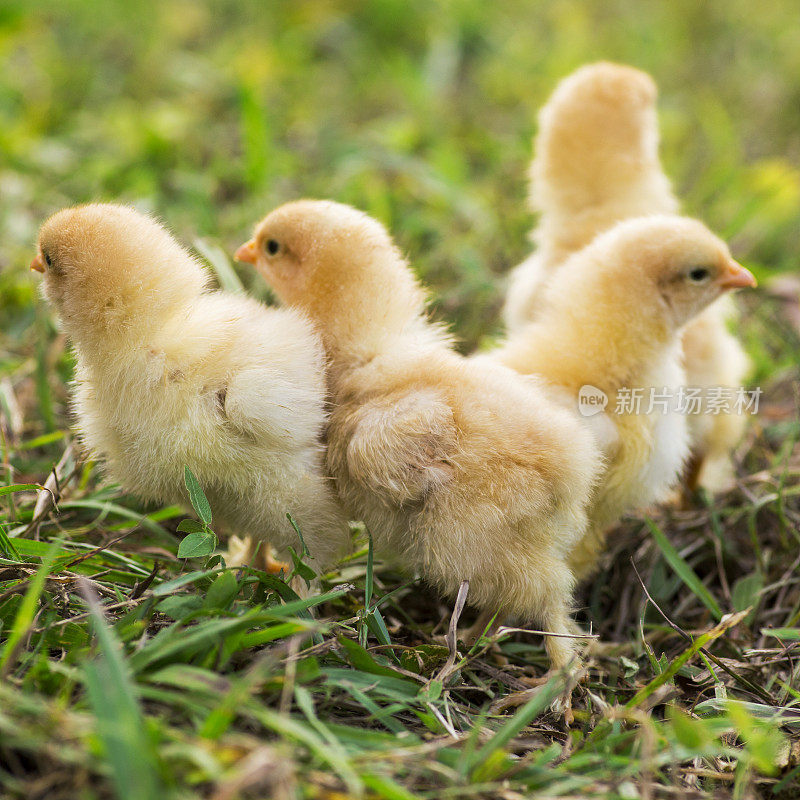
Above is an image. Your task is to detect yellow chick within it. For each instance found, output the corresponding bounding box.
[503,61,751,492]
[493,215,756,579]
[237,200,602,674]
[32,203,349,570]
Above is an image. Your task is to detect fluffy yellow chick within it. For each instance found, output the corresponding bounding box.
[493,215,756,579]
[33,203,349,569]
[503,61,751,492]
[237,200,602,673]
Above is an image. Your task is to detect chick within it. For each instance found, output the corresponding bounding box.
[504,61,677,329]
[236,200,602,674]
[32,203,349,570]
[503,61,750,492]
[493,215,757,578]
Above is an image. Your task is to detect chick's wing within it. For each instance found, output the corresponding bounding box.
[341,389,457,505]
[220,365,323,453]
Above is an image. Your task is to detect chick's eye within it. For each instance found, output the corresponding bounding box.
[43,251,52,268]
[265,239,280,256]
[688,267,711,283]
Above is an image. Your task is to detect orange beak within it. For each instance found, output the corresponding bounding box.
[718,260,757,290]
[30,254,45,273]
[235,240,257,265]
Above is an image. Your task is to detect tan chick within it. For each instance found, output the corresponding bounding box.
[236,200,602,675]
[492,215,756,579]
[33,203,349,570]
[503,61,751,492]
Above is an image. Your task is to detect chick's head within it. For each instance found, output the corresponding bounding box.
[33,204,208,343]
[237,200,426,343]
[549,61,657,119]
[532,62,667,215]
[563,215,757,333]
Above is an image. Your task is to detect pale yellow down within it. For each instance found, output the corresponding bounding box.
[245,199,603,671]
[36,203,349,569]
[494,214,750,578]
[503,61,750,491]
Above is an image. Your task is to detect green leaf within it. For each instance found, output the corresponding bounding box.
[129,611,274,673]
[44,620,89,649]
[177,531,217,559]
[157,595,203,621]
[183,466,212,525]
[695,698,800,728]
[14,431,65,450]
[3,538,70,559]
[337,636,411,682]
[288,546,316,582]
[203,571,239,610]
[646,518,722,620]
[176,519,206,534]
[333,680,409,735]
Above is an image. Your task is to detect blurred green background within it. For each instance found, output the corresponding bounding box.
[1,0,798,361]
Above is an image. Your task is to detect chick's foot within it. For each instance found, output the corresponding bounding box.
[225,535,290,574]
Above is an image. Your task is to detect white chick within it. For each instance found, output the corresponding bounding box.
[503,61,751,492]
[237,200,603,675]
[32,204,349,570]
[492,215,757,579]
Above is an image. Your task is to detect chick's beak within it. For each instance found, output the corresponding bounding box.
[235,240,258,265]
[718,260,757,290]
[30,254,45,273]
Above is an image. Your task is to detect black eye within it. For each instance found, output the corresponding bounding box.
[688,267,711,283]
[43,251,52,267]
[265,239,280,256]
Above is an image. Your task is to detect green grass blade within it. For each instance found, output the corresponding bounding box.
[0,538,61,676]
[646,517,722,620]
[193,238,245,295]
[469,675,564,773]
[626,610,749,709]
[0,483,43,497]
[81,581,165,800]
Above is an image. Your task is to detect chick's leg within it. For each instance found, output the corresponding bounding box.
[515,561,583,722]
[494,601,585,722]
[543,607,581,673]
[518,604,581,687]
[510,618,582,724]
[225,535,290,574]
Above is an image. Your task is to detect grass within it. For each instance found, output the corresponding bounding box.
[1,0,800,797]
